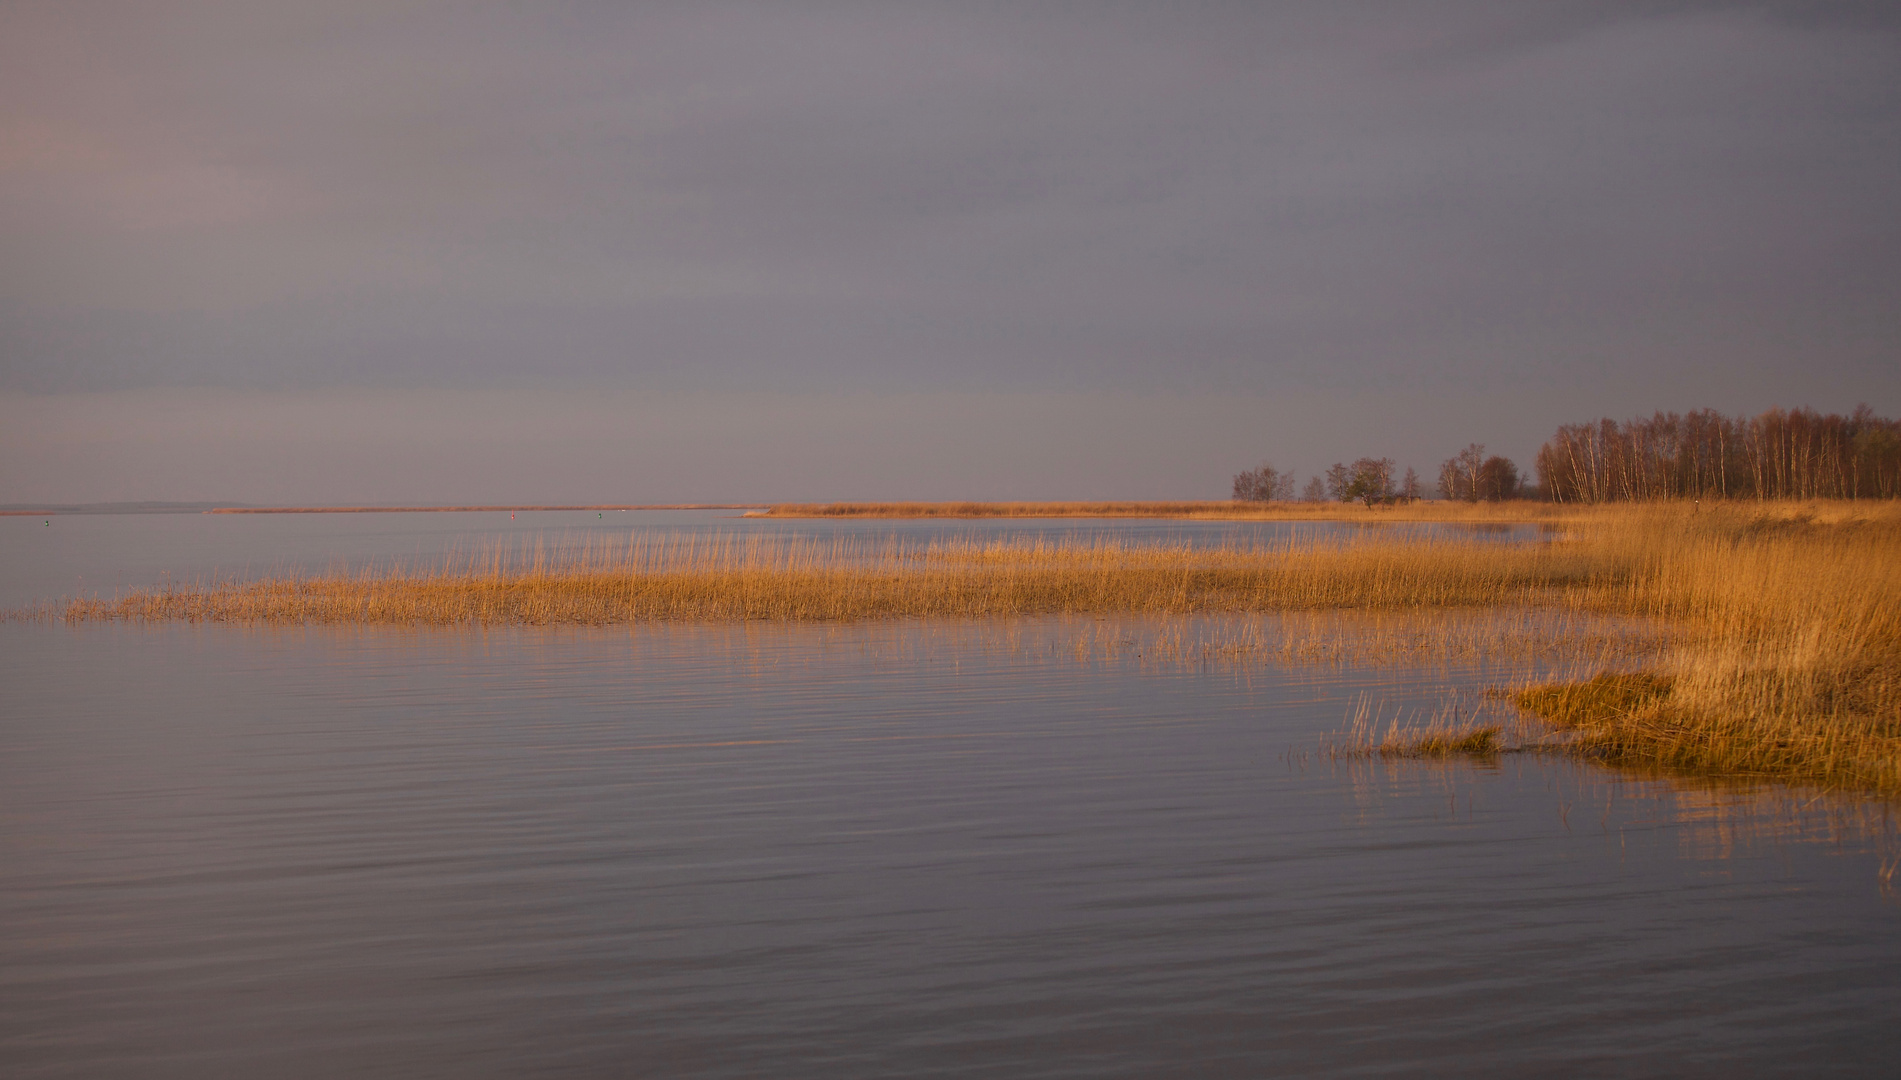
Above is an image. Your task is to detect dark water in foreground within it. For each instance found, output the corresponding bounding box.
[3,618,1897,1078]
[2,512,1897,1076]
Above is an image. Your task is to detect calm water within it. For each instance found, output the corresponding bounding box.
[2,513,1896,1077]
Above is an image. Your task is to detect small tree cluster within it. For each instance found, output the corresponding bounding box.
[1439,443,1519,502]
[1229,457,1437,507]
[1232,462,1296,502]
[1325,457,1396,507]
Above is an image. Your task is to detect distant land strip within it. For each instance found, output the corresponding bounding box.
[757,500,1573,522]
[205,504,768,514]
[761,500,1357,518]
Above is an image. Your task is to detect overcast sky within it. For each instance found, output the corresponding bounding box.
[3,1,1898,503]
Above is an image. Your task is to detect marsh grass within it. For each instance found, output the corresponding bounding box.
[24,500,1901,794]
[1324,693,1512,759]
[40,530,1614,625]
[1512,504,1901,795]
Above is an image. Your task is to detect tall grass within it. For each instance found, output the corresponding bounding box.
[1518,503,1901,794]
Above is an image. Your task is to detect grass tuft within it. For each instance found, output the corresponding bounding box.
[1402,725,1505,756]
[1517,673,1675,728]
[1324,695,1510,758]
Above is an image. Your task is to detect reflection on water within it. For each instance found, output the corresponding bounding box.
[1334,753,1899,883]
[2,616,1896,1078]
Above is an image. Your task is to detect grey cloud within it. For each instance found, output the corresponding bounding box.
[3,1,1898,417]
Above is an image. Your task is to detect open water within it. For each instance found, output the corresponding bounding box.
[2,510,1896,1077]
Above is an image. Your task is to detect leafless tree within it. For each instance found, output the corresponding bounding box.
[1232,462,1295,502]
[1399,467,1422,502]
[1325,463,1352,501]
[1438,443,1486,502]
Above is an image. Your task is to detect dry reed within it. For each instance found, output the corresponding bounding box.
[38,530,1608,625]
[1515,503,1901,794]
[1323,694,1512,758]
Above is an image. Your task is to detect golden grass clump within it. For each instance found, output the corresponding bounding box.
[1513,502,1901,794]
[1326,718,1505,758]
[1321,692,1517,759]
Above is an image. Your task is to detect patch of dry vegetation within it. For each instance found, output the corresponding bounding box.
[1323,695,1510,758]
[1515,504,1901,794]
[37,529,1607,624]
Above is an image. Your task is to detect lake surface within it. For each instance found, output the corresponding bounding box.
[2,512,1896,1077]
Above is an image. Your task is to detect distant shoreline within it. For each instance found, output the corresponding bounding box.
[204,505,769,514]
[754,500,1573,522]
[3,504,768,516]
[7,501,768,513]
[5,498,1870,522]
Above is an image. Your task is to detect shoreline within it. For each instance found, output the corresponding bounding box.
[204,504,769,514]
[747,499,1844,523]
[1,504,770,516]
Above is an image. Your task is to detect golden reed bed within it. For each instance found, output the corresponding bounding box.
[27,501,1901,796]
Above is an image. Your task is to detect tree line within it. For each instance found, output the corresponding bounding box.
[1234,449,1510,505]
[1535,406,1901,502]
[1233,404,1899,505]
[1233,458,1428,507]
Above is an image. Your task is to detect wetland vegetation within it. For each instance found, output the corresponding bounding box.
[25,500,1901,797]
